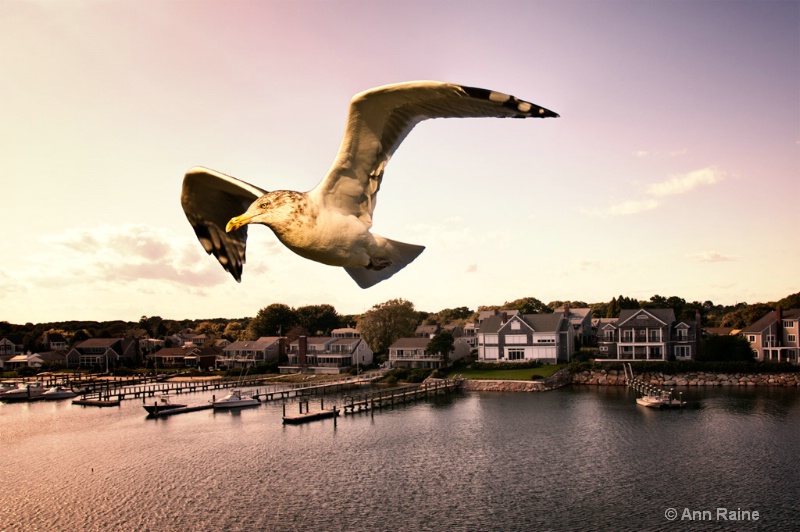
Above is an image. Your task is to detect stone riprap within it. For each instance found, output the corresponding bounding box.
[571,369,800,387]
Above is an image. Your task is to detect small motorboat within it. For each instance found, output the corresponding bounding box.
[636,394,667,409]
[144,394,187,415]
[42,386,77,400]
[1,382,45,401]
[212,390,259,409]
[0,381,19,394]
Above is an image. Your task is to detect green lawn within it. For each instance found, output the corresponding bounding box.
[446,364,563,380]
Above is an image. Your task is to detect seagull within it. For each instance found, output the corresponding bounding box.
[181,80,558,288]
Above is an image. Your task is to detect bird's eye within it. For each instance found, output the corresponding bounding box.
[260,202,269,209]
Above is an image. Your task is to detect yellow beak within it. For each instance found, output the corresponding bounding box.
[226,214,252,233]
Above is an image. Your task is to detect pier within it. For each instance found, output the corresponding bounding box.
[624,363,684,409]
[342,378,463,414]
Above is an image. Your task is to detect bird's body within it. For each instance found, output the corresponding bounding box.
[181,81,558,288]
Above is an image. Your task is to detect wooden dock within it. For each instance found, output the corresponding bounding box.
[72,398,121,407]
[343,378,462,415]
[146,404,214,417]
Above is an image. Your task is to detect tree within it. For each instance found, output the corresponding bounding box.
[223,321,246,341]
[357,298,419,355]
[427,330,455,368]
[435,307,474,325]
[699,335,755,362]
[503,297,552,315]
[296,304,340,336]
[247,304,298,339]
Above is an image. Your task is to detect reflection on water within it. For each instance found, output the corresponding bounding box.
[1,386,798,530]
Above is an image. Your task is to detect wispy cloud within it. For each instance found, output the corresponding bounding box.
[32,224,235,290]
[583,166,725,217]
[646,168,725,197]
[686,251,737,262]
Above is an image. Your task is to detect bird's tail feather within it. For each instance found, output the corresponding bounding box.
[345,238,425,288]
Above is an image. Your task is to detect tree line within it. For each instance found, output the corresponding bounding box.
[2,292,797,355]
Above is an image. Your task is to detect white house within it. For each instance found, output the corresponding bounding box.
[477,313,573,364]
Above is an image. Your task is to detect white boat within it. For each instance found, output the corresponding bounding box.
[0,381,19,394]
[636,394,667,409]
[1,382,45,401]
[42,386,77,400]
[212,390,259,409]
[144,393,187,415]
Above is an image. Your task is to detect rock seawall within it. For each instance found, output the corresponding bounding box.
[462,368,574,392]
[572,369,800,387]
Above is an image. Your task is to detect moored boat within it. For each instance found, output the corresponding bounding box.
[42,386,77,400]
[636,394,667,409]
[211,390,259,409]
[144,394,187,415]
[1,382,45,401]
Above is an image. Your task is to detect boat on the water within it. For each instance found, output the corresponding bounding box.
[212,390,259,409]
[1,382,45,401]
[636,391,685,409]
[0,381,19,394]
[144,394,187,415]
[42,386,77,400]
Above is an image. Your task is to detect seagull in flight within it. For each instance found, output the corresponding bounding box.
[181,81,558,288]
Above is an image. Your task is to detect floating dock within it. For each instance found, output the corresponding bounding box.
[146,404,214,417]
[72,398,121,407]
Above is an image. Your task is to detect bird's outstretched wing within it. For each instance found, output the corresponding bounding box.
[312,81,559,226]
[181,167,267,281]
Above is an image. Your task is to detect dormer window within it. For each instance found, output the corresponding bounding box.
[511,321,520,330]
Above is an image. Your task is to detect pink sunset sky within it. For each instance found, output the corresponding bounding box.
[1,0,797,324]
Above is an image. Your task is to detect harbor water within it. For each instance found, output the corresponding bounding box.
[2,385,798,531]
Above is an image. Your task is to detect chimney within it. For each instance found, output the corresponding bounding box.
[298,336,307,367]
[775,307,783,348]
[501,312,507,323]
[564,301,570,318]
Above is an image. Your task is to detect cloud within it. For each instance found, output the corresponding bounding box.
[686,251,737,262]
[584,166,725,217]
[33,224,231,290]
[645,167,725,197]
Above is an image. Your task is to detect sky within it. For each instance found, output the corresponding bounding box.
[1,0,798,324]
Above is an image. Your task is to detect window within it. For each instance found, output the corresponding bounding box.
[782,320,794,328]
[789,335,797,343]
[511,321,521,330]
[675,328,688,341]
[748,335,756,342]
[622,331,633,342]
[674,345,692,359]
[507,348,525,361]
[649,330,661,342]
[484,347,499,359]
[484,334,499,345]
[505,335,527,344]
[604,330,614,341]
[637,314,648,320]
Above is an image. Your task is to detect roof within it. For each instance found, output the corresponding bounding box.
[480,313,564,334]
[617,308,676,327]
[225,337,281,351]
[389,337,432,349]
[75,338,122,348]
[742,309,800,334]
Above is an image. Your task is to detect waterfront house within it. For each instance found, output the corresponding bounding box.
[43,332,68,351]
[284,335,374,373]
[388,336,470,369]
[148,346,221,369]
[6,352,44,369]
[595,308,700,362]
[477,312,573,364]
[742,308,800,363]
[65,338,137,369]
[1,336,23,369]
[218,337,284,369]
[553,306,594,346]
